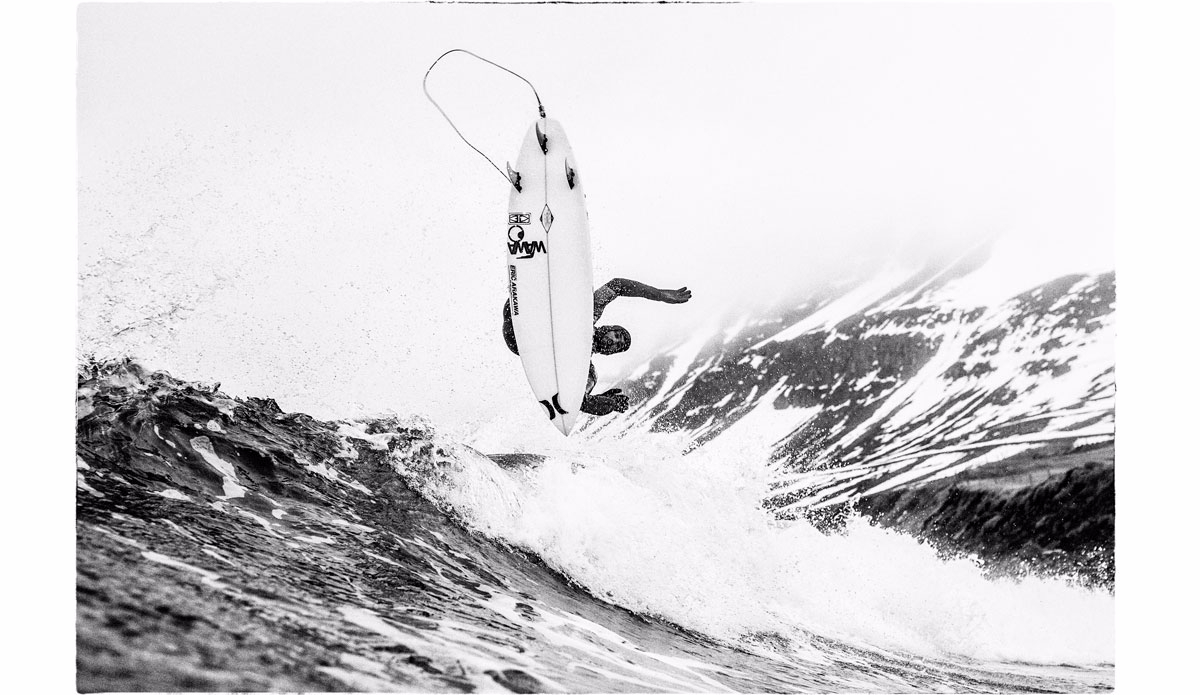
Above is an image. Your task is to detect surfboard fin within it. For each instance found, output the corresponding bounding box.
[565,160,576,189]
[536,122,548,154]
[506,162,522,192]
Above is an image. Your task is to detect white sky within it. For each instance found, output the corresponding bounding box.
[77,2,1114,431]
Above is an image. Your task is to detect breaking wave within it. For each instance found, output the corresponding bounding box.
[76,361,1113,692]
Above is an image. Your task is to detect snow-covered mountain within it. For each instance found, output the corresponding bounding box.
[586,260,1115,518]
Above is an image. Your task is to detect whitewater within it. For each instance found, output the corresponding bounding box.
[77,362,1113,692]
[407,425,1114,669]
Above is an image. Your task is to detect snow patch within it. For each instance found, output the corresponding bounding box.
[751,267,912,349]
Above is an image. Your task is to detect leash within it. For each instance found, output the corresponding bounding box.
[422,49,545,191]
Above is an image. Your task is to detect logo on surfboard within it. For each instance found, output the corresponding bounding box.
[540,393,569,421]
[507,214,546,259]
[508,264,519,315]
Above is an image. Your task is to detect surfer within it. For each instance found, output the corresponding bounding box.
[502,278,692,416]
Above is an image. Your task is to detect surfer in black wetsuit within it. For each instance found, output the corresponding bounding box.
[502,278,692,416]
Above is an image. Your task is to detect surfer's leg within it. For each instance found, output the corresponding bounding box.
[578,363,630,415]
[502,301,519,355]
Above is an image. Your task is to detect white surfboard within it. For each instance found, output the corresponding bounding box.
[505,117,594,435]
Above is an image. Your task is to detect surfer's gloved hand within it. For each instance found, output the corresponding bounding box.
[658,287,692,304]
[596,388,630,413]
[581,390,629,416]
[580,395,613,416]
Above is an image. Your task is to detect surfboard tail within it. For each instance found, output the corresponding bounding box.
[555,412,578,436]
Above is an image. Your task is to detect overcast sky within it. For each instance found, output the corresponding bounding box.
[77,2,1113,434]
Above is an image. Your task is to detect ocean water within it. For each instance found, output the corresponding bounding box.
[76,363,1113,692]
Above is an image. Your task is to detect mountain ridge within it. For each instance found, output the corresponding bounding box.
[585,264,1116,538]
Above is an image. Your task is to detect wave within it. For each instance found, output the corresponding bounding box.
[404,426,1114,666]
[76,360,1113,692]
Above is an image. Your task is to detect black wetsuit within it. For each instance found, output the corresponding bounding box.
[502,281,627,416]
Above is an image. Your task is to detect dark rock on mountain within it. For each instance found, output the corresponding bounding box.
[856,444,1115,589]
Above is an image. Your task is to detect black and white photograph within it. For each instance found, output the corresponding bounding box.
[14,0,1182,691]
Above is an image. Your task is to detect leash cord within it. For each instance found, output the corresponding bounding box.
[422,49,545,190]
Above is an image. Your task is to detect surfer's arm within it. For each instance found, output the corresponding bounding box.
[604,278,692,305]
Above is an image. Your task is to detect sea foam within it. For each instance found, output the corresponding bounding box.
[395,424,1115,667]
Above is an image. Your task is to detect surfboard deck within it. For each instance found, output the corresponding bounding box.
[506,118,594,436]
